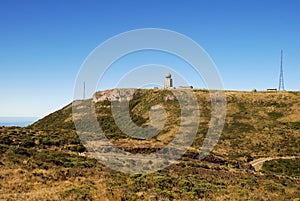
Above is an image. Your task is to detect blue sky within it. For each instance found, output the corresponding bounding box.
[0,0,299,117]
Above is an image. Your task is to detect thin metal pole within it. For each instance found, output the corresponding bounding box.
[83,81,86,99]
[278,50,285,91]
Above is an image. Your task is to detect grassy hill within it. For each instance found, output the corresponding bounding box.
[1,89,300,200]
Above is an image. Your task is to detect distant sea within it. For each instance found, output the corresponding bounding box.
[0,117,39,127]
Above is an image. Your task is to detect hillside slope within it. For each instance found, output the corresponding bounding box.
[32,89,300,162]
[1,89,298,200]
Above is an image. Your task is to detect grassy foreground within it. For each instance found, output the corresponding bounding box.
[1,89,300,200]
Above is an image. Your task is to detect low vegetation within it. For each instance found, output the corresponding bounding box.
[1,90,300,200]
[261,158,300,177]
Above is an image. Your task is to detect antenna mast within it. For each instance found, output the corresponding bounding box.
[278,50,285,91]
[83,81,86,99]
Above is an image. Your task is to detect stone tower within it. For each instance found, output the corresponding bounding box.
[164,73,173,88]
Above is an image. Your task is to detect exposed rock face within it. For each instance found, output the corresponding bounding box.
[92,88,136,103]
[164,94,175,102]
[150,105,164,110]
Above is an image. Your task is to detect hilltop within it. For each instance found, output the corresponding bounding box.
[33,89,300,162]
[1,89,299,200]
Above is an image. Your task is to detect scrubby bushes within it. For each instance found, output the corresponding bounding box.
[261,158,300,177]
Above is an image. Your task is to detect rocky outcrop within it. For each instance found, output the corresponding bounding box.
[164,94,175,102]
[92,88,137,103]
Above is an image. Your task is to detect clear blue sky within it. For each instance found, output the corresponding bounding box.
[0,0,299,118]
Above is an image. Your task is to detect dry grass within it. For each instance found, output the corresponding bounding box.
[1,90,299,200]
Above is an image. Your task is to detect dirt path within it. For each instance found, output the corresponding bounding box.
[250,156,300,171]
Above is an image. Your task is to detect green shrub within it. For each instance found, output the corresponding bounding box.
[60,187,92,200]
[262,158,300,177]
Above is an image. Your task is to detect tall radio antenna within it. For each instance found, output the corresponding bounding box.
[278,50,285,91]
[83,81,86,99]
